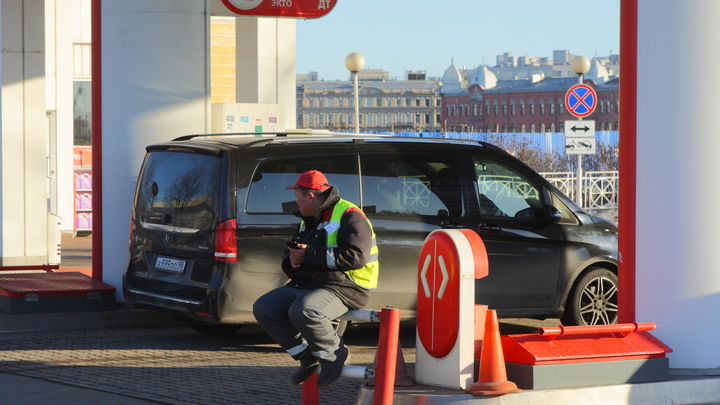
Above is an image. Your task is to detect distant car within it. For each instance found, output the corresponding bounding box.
[122,132,618,335]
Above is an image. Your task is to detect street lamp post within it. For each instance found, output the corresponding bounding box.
[345,52,365,134]
[571,55,591,208]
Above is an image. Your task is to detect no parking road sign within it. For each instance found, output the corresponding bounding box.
[565,84,597,118]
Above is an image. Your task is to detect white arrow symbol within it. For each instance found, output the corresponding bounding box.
[437,255,449,299]
[420,254,431,298]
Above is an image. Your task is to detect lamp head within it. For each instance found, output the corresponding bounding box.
[345,52,366,73]
[571,56,591,76]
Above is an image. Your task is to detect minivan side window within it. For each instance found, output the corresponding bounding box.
[246,156,360,214]
[136,151,223,231]
[360,154,462,216]
[475,158,543,219]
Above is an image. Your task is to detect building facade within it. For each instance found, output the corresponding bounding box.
[297,72,443,132]
[440,60,619,133]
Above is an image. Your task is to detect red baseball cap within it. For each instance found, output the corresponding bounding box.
[285,170,331,191]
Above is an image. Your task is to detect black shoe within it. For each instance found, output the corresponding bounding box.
[316,345,351,389]
[290,361,319,385]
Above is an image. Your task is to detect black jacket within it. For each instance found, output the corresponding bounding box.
[281,187,373,309]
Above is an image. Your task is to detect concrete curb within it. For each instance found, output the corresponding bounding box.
[355,377,720,405]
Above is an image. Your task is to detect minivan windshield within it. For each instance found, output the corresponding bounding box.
[135,151,223,231]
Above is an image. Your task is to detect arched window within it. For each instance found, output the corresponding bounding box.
[486,103,491,116]
[559,102,564,115]
[530,124,536,132]
[510,124,516,132]
[502,101,508,116]
[494,103,499,116]
[530,101,535,115]
[521,124,526,133]
[540,101,545,116]
[549,100,555,115]
[540,123,546,132]
[520,101,526,116]
[473,104,478,116]
[549,123,555,132]
[510,100,516,116]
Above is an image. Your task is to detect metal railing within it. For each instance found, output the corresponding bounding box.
[541,171,618,217]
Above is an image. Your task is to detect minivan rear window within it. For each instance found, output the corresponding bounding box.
[135,151,223,231]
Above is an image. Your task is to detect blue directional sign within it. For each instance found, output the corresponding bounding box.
[565,84,597,118]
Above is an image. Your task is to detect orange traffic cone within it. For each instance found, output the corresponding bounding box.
[365,339,415,387]
[465,310,521,396]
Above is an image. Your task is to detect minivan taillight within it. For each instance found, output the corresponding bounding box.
[214,219,238,262]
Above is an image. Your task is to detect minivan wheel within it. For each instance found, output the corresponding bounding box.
[188,322,243,336]
[562,267,618,326]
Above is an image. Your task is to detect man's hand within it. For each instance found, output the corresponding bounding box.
[288,244,307,269]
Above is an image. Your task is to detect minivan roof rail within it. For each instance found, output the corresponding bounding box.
[171,131,395,142]
[172,132,294,141]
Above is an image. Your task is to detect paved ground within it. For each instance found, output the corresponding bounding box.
[0,233,559,404]
[59,233,92,270]
[0,321,419,405]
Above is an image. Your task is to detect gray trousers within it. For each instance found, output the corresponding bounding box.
[253,285,349,362]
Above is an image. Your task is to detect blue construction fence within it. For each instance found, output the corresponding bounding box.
[381,131,619,156]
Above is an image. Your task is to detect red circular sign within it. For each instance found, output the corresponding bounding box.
[221,0,337,19]
[417,230,462,358]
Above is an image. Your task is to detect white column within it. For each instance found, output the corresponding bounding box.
[101,0,209,296]
[0,0,48,265]
[47,0,76,232]
[636,0,720,373]
[235,17,296,129]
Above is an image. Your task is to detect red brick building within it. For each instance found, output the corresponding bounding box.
[440,62,618,133]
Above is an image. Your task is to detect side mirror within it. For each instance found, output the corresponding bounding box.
[546,205,562,223]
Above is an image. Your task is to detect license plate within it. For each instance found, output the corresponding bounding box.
[155,256,187,274]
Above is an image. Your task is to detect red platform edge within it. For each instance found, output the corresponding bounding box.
[0,272,116,298]
[501,323,673,365]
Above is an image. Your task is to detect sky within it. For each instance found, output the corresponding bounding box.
[296,0,620,81]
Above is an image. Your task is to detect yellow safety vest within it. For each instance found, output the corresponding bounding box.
[300,199,379,289]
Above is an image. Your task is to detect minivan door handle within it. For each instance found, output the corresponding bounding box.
[440,220,465,229]
[478,222,501,233]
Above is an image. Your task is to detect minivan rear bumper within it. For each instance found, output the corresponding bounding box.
[123,286,213,322]
[122,270,262,324]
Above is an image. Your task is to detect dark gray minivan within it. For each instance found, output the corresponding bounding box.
[122,133,618,334]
